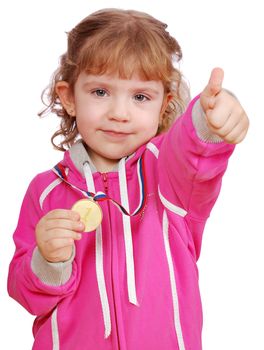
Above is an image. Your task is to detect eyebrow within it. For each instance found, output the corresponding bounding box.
[133,86,161,96]
[82,80,161,96]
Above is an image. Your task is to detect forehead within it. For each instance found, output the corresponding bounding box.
[76,72,165,92]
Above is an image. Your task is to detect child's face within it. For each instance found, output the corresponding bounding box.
[59,72,167,171]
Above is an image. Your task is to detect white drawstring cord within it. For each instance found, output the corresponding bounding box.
[162,210,185,349]
[82,158,138,339]
[83,162,111,338]
[118,158,138,305]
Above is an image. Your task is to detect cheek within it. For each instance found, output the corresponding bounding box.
[75,105,100,129]
[140,116,159,140]
[146,111,160,129]
[75,114,93,137]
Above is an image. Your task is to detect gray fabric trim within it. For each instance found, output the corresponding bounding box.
[69,141,97,175]
[69,140,120,174]
[192,99,223,143]
[31,247,75,286]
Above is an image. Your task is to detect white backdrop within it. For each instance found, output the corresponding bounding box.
[0,0,263,349]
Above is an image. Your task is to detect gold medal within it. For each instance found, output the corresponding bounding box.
[72,199,103,232]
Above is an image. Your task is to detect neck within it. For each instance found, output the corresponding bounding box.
[84,147,119,173]
[92,157,119,173]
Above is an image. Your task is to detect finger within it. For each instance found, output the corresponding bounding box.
[45,218,84,232]
[41,228,82,242]
[206,105,232,130]
[221,120,249,144]
[233,128,249,144]
[46,237,75,252]
[207,110,246,138]
[44,209,80,221]
[203,67,224,99]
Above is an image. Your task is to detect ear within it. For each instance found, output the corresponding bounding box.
[160,93,173,117]
[55,81,76,116]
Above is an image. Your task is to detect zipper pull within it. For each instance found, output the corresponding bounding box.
[101,172,108,194]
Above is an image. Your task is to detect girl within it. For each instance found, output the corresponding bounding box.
[8,8,249,350]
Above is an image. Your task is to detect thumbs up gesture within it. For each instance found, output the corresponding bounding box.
[200,68,249,144]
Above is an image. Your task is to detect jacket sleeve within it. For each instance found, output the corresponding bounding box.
[158,95,235,259]
[7,174,78,316]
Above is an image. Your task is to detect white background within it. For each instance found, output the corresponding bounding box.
[0,0,263,349]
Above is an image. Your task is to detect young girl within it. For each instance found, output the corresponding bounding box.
[8,8,249,350]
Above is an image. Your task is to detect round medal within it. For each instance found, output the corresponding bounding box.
[72,199,103,232]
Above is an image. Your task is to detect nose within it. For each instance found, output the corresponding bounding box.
[108,97,130,122]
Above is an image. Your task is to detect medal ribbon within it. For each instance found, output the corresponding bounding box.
[53,154,147,217]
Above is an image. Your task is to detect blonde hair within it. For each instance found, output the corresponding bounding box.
[39,8,190,151]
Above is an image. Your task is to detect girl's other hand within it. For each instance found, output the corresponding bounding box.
[35,209,84,263]
[200,67,249,144]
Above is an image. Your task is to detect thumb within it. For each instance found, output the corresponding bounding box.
[200,67,224,112]
[203,67,224,98]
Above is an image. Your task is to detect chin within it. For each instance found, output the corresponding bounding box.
[105,149,135,160]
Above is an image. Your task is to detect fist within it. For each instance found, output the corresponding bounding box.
[35,209,84,263]
[200,68,249,144]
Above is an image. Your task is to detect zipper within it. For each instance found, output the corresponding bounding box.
[100,172,121,349]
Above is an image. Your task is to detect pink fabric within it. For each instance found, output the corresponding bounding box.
[8,96,235,349]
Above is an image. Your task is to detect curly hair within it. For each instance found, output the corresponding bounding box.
[39,8,190,151]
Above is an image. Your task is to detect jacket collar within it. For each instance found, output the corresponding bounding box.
[67,139,143,177]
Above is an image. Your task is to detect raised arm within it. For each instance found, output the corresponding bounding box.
[157,68,249,258]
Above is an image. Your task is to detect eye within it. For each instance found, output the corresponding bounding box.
[134,94,149,102]
[92,89,108,97]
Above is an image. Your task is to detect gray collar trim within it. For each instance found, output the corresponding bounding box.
[69,141,123,175]
[69,141,97,176]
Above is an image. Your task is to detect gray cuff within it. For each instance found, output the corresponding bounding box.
[192,99,223,143]
[31,246,75,286]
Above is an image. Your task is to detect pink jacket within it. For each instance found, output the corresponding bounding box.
[8,96,235,350]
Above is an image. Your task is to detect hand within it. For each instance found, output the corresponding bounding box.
[36,209,84,263]
[200,68,249,144]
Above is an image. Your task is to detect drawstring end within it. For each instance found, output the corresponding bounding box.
[119,158,139,308]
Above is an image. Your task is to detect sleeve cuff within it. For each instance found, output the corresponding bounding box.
[192,99,224,143]
[31,246,75,286]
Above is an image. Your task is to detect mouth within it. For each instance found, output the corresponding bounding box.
[101,130,132,137]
